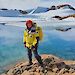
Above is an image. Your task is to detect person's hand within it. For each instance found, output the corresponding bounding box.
[24,44,26,47]
[24,42,26,47]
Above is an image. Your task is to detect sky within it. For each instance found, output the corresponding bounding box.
[0,0,75,10]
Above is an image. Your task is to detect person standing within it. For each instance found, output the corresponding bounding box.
[23,20,43,67]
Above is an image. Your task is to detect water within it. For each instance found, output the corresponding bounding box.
[0,24,27,73]
[0,23,75,73]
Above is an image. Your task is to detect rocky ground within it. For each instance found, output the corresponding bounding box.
[1,54,75,75]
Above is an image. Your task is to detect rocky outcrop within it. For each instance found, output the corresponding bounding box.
[0,8,8,10]
[19,10,28,14]
[56,27,72,32]
[49,6,57,10]
[49,4,75,10]
[1,54,75,75]
[57,4,75,10]
[52,14,75,20]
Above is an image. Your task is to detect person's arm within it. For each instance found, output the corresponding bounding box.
[31,33,40,50]
[23,31,27,47]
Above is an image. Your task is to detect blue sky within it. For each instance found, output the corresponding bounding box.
[0,0,75,9]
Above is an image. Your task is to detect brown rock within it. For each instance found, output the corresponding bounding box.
[69,68,75,73]
[2,54,75,75]
[57,68,65,75]
[53,68,58,73]
[1,73,7,75]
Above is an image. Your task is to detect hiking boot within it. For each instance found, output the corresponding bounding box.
[27,62,33,66]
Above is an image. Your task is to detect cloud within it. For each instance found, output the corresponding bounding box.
[40,0,51,1]
[0,0,39,9]
[0,0,75,9]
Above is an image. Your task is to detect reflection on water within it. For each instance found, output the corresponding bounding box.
[0,24,75,73]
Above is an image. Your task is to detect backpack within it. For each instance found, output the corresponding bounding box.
[36,26,43,41]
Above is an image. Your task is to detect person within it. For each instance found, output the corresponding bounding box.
[23,20,43,67]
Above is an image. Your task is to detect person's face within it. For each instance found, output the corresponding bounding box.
[27,23,32,28]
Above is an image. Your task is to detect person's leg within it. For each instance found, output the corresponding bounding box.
[27,48,33,65]
[32,45,43,67]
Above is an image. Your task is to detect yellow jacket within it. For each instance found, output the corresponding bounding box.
[23,25,43,49]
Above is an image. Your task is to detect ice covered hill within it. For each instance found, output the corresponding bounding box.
[0,4,75,17]
[0,4,75,27]
[0,8,32,17]
[31,4,75,21]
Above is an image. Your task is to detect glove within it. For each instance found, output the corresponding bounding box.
[24,44,26,47]
[36,37,39,41]
[24,42,26,47]
[24,42,26,44]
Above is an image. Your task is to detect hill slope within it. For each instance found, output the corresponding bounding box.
[1,54,75,75]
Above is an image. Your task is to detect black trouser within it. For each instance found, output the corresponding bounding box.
[27,44,43,65]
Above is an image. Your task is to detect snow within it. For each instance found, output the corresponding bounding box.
[0,5,75,28]
[31,7,49,14]
[34,9,75,20]
[0,9,21,17]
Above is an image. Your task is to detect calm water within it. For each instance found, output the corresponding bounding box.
[0,23,75,73]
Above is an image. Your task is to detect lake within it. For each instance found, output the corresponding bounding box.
[0,22,75,73]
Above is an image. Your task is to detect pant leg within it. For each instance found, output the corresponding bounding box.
[32,44,43,65]
[27,48,32,63]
